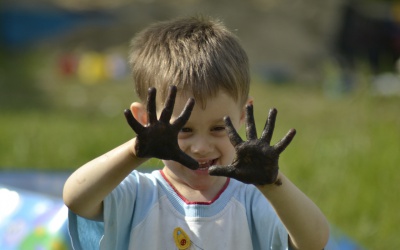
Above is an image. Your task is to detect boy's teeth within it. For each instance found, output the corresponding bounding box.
[198,160,214,168]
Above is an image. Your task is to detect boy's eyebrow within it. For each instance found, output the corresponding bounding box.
[211,117,226,124]
[183,117,225,126]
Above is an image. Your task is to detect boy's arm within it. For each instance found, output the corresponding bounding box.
[63,139,145,221]
[209,105,329,250]
[63,86,198,221]
[257,173,329,250]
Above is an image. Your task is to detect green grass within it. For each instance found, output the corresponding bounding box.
[250,82,400,249]
[1,55,399,248]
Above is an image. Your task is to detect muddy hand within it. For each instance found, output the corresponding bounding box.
[124,85,199,170]
[209,105,296,185]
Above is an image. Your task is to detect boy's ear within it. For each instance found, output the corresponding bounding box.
[130,102,147,125]
[239,97,254,125]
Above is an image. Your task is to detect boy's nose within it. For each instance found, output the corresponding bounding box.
[190,136,213,156]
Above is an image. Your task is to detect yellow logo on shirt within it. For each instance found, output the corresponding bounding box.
[173,227,191,249]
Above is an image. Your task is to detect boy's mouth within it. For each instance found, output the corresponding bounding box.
[197,159,217,170]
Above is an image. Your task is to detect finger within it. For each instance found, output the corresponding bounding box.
[160,85,177,123]
[208,165,236,177]
[175,151,199,170]
[260,108,277,144]
[224,116,243,147]
[274,128,296,154]
[245,104,257,140]
[147,87,158,124]
[124,109,144,134]
[172,98,195,128]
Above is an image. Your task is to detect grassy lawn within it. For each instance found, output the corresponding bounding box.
[1,52,399,248]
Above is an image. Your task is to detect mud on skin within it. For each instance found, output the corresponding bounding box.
[124,85,296,186]
[124,85,199,170]
[208,105,296,186]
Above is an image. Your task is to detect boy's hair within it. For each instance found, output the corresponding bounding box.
[129,16,250,109]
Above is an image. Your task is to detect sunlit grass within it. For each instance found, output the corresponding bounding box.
[251,83,400,249]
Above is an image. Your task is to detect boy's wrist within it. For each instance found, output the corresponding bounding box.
[129,137,138,158]
[255,171,283,191]
[127,138,149,165]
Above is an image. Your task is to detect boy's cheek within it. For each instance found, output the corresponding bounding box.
[219,138,236,161]
[177,132,190,140]
[222,149,236,166]
[177,138,190,151]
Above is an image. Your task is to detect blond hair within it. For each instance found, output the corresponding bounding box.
[129,16,250,109]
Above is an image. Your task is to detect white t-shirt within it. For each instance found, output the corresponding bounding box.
[68,170,289,250]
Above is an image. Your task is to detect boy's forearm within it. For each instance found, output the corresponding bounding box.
[257,172,329,250]
[63,138,147,220]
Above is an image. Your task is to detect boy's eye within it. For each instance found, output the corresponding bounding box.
[212,126,226,132]
[180,127,192,133]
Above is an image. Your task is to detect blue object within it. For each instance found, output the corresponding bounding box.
[0,170,70,249]
[0,185,70,249]
[0,6,113,47]
[0,170,366,249]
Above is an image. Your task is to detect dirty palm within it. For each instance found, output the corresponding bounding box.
[124,85,296,186]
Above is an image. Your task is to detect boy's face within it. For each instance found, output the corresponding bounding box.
[163,90,246,188]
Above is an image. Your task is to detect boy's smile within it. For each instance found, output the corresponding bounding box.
[162,90,246,192]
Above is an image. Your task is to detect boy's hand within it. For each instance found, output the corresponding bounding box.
[209,105,296,186]
[124,86,199,170]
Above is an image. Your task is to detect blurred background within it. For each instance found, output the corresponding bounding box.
[1,0,399,249]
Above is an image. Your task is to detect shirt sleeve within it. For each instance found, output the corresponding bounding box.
[67,210,104,250]
[244,184,289,250]
[101,170,159,249]
[68,170,161,250]
[67,171,140,250]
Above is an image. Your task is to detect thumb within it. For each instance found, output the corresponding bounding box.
[208,165,236,177]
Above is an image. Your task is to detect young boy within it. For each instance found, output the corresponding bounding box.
[63,16,330,249]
